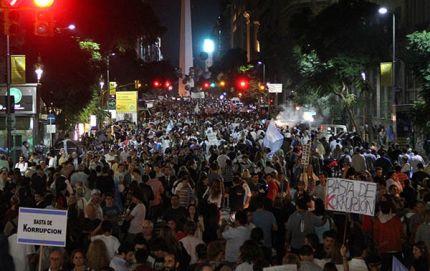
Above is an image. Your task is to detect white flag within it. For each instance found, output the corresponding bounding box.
[263,120,284,154]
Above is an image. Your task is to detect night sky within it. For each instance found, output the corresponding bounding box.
[147,0,220,67]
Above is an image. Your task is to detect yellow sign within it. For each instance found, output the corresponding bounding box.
[380,62,392,87]
[11,55,26,84]
[116,91,137,113]
[109,81,117,95]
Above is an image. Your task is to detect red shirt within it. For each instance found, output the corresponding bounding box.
[266,180,279,201]
[373,215,403,253]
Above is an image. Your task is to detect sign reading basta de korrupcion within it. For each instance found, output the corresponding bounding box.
[325,178,377,216]
[17,207,68,247]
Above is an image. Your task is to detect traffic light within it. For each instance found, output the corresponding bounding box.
[202,81,210,90]
[34,10,54,36]
[236,77,249,91]
[219,80,226,88]
[3,9,20,35]
[33,0,55,8]
[152,80,161,88]
[164,80,171,88]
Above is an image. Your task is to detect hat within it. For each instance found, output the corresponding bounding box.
[91,189,101,196]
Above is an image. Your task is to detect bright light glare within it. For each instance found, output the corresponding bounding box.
[378,7,388,14]
[35,67,43,81]
[67,24,76,31]
[33,0,54,8]
[303,112,314,122]
[220,95,225,100]
[203,39,215,54]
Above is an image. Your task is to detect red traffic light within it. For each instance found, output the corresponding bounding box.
[164,80,171,88]
[2,0,22,7]
[203,81,210,89]
[33,0,54,8]
[236,77,249,90]
[152,80,161,88]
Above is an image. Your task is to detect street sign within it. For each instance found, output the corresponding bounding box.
[47,113,55,124]
[267,83,283,93]
[46,124,56,134]
[17,207,68,247]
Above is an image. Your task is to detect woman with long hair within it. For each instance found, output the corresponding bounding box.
[86,239,110,271]
[411,242,429,271]
[187,204,205,240]
[203,178,224,209]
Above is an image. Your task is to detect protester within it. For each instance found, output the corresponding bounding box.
[0,97,429,271]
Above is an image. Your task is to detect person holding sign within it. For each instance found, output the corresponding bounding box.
[373,200,404,271]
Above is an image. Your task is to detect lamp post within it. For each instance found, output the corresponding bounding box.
[378,6,397,140]
[34,62,44,147]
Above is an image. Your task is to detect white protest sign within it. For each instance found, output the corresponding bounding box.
[17,207,68,247]
[301,144,311,166]
[325,178,377,216]
[263,264,297,271]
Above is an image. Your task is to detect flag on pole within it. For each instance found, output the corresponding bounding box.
[392,256,407,271]
[263,120,284,155]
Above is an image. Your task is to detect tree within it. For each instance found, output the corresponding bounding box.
[405,31,430,132]
[290,0,389,131]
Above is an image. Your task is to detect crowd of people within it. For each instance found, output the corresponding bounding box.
[1,97,430,271]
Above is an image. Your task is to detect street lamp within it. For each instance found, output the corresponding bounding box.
[202,39,215,72]
[378,6,397,139]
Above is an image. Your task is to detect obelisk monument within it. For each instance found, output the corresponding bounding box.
[179,0,193,96]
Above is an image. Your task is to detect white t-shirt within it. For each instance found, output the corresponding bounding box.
[128,203,146,234]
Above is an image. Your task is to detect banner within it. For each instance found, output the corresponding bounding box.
[325,178,377,216]
[116,91,137,113]
[11,55,26,84]
[109,81,117,95]
[380,62,392,87]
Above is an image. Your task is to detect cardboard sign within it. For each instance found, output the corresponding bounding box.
[325,178,377,216]
[301,144,311,166]
[17,207,68,247]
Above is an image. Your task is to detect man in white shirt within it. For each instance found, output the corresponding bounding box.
[221,210,250,263]
[91,221,120,260]
[179,221,204,264]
